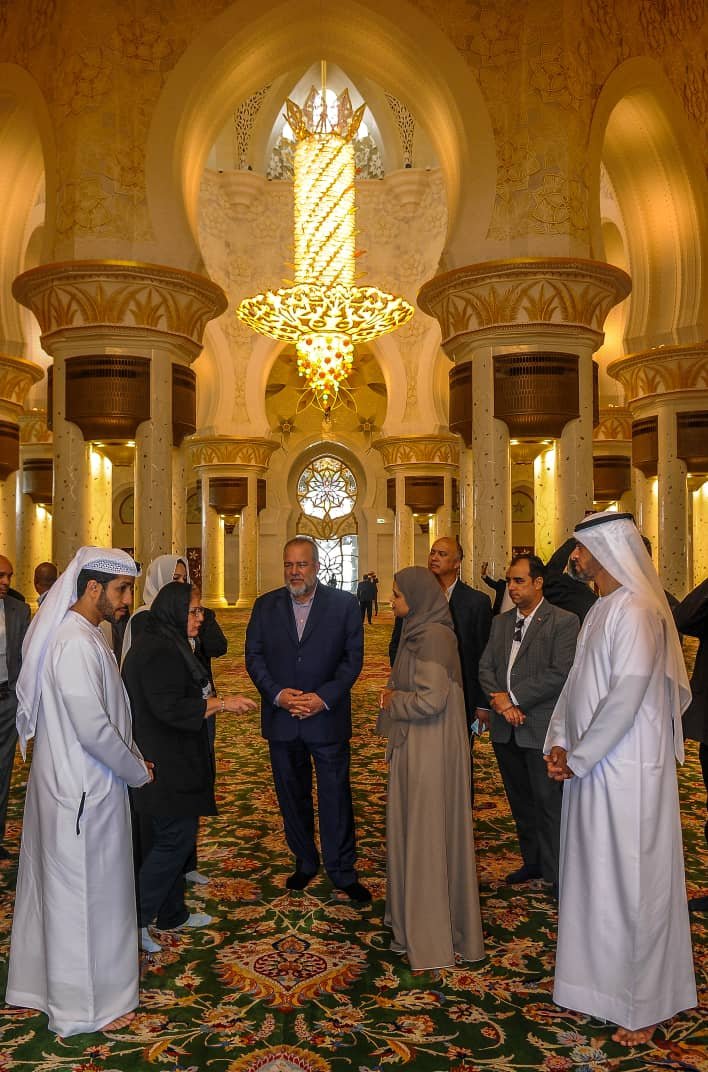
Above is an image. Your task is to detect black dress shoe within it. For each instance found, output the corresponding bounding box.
[688,894,708,913]
[339,880,372,904]
[505,864,543,884]
[286,870,316,891]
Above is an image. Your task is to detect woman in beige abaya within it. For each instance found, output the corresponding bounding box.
[378,566,484,971]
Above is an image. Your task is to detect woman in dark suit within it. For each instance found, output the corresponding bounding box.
[123,581,255,953]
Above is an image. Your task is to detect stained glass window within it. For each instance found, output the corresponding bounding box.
[297,456,357,521]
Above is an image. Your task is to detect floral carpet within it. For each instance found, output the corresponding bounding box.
[0,610,706,1072]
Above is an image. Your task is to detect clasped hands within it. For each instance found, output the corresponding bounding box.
[544,745,575,781]
[279,688,325,719]
[489,691,525,726]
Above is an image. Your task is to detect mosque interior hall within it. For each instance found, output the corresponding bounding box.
[0,2,707,1068]
[0,0,705,602]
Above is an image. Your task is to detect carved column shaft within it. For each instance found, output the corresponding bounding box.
[373,435,460,573]
[12,261,227,569]
[656,404,688,598]
[0,475,17,564]
[609,344,708,594]
[394,474,415,571]
[189,437,278,605]
[200,475,226,608]
[418,258,631,570]
[135,356,173,570]
[458,447,474,583]
[237,474,259,608]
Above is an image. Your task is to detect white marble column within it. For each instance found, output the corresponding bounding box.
[236,474,259,608]
[200,475,226,608]
[87,447,113,547]
[692,480,708,584]
[135,355,173,571]
[0,474,18,564]
[392,474,415,571]
[556,353,594,541]
[172,444,187,554]
[458,446,474,583]
[431,475,453,547]
[15,496,52,607]
[657,405,688,598]
[472,348,511,581]
[52,356,91,569]
[534,444,557,561]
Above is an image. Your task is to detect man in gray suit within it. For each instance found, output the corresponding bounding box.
[477,554,578,893]
[0,554,31,859]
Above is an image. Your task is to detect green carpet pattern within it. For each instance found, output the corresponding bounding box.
[0,611,706,1071]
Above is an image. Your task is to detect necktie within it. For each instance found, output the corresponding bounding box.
[513,618,523,643]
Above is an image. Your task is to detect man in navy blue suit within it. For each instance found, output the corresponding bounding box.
[245,536,370,903]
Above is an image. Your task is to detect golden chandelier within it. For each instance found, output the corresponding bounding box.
[237,70,413,410]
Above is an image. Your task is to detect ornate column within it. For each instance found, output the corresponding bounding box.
[373,435,459,571]
[458,446,474,583]
[16,410,53,603]
[12,262,226,569]
[429,475,454,547]
[0,357,44,566]
[692,478,708,583]
[189,437,278,607]
[609,343,708,598]
[592,407,633,513]
[419,258,630,575]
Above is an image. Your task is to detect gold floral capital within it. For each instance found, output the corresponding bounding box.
[19,409,52,445]
[0,356,44,422]
[417,258,631,356]
[593,406,633,442]
[189,436,280,473]
[12,261,228,353]
[608,343,708,405]
[372,434,460,472]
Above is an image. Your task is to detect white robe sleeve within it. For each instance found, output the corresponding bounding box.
[543,679,570,752]
[54,636,150,787]
[566,605,659,779]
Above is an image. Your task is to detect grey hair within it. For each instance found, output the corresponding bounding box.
[283,536,320,564]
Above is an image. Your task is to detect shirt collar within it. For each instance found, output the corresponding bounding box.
[517,597,544,622]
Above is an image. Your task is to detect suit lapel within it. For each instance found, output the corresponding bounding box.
[503,610,515,666]
[299,583,325,646]
[278,588,299,647]
[516,603,549,658]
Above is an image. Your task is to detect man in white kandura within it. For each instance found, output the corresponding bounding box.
[6,548,153,1037]
[544,511,696,1048]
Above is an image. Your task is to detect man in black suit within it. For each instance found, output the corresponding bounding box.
[246,536,370,903]
[477,554,578,892]
[674,576,708,912]
[389,536,492,802]
[0,554,31,860]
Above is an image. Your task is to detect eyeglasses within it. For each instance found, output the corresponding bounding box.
[188,607,206,617]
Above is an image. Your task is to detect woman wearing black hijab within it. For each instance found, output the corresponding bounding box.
[123,581,255,954]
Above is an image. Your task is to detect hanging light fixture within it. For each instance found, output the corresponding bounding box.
[237,65,413,411]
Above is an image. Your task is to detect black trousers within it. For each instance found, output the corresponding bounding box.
[269,738,357,887]
[700,742,708,848]
[493,736,562,883]
[137,814,199,929]
[359,601,373,624]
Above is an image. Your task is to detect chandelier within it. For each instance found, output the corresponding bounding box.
[237,69,413,411]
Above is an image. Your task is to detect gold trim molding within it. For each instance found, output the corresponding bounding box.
[608,343,708,404]
[417,258,631,353]
[189,436,280,471]
[0,355,44,414]
[593,406,633,442]
[12,260,228,349]
[372,434,460,470]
